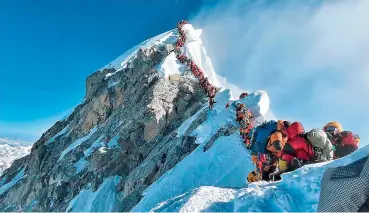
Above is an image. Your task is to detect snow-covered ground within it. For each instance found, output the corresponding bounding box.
[0,144,31,176]
[67,176,121,212]
[133,138,369,212]
[101,30,177,77]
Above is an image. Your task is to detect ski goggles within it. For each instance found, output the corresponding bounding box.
[325,126,339,135]
[325,126,337,132]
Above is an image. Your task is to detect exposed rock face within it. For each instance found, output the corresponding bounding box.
[0,35,217,212]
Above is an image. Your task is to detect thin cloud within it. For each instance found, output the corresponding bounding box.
[191,0,369,145]
[0,137,33,147]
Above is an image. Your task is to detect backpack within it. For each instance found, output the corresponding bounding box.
[306,129,333,161]
[253,120,278,154]
[282,136,315,162]
[286,122,305,140]
[339,131,360,147]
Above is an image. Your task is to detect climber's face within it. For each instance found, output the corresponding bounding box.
[325,126,339,136]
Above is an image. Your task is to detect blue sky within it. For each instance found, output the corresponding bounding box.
[1,0,368,145]
[0,0,207,141]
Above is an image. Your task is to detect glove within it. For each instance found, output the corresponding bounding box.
[290,157,303,170]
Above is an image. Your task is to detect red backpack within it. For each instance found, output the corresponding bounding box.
[340,131,359,148]
[286,122,305,140]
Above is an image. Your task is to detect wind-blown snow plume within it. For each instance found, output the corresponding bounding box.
[191,0,369,145]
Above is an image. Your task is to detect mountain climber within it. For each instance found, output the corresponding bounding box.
[250,120,279,154]
[176,54,187,63]
[200,77,207,85]
[208,97,216,110]
[176,39,184,48]
[198,72,205,83]
[275,122,314,173]
[323,121,359,158]
[245,126,255,149]
[247,120,281,182]
[278,124,333,173]
[190,61,196,71]
[239,117,250,138]
[257,153,281,182]
[209,87,217,98]
[181,34,187,43]
[305,129,334,162]
[201,78,210,93]
[239,109,253,139]
[249,120,328,181]
[236,104,245,122]
[247,120,335,184]
[177,20,188,28]
[192,67,199,77]
[239,92,249,99]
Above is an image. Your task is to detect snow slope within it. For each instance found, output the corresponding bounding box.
[134,140,369,212]
[151,186,237,212]
[0,144,31,175]
[181,24,223,89]
[101,30,177,77]
[67,176,122,212]
[132,132,252,212]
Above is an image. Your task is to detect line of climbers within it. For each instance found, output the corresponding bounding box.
[174,20,217,109]
[232,93,256,145]
[245,119,360,183]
